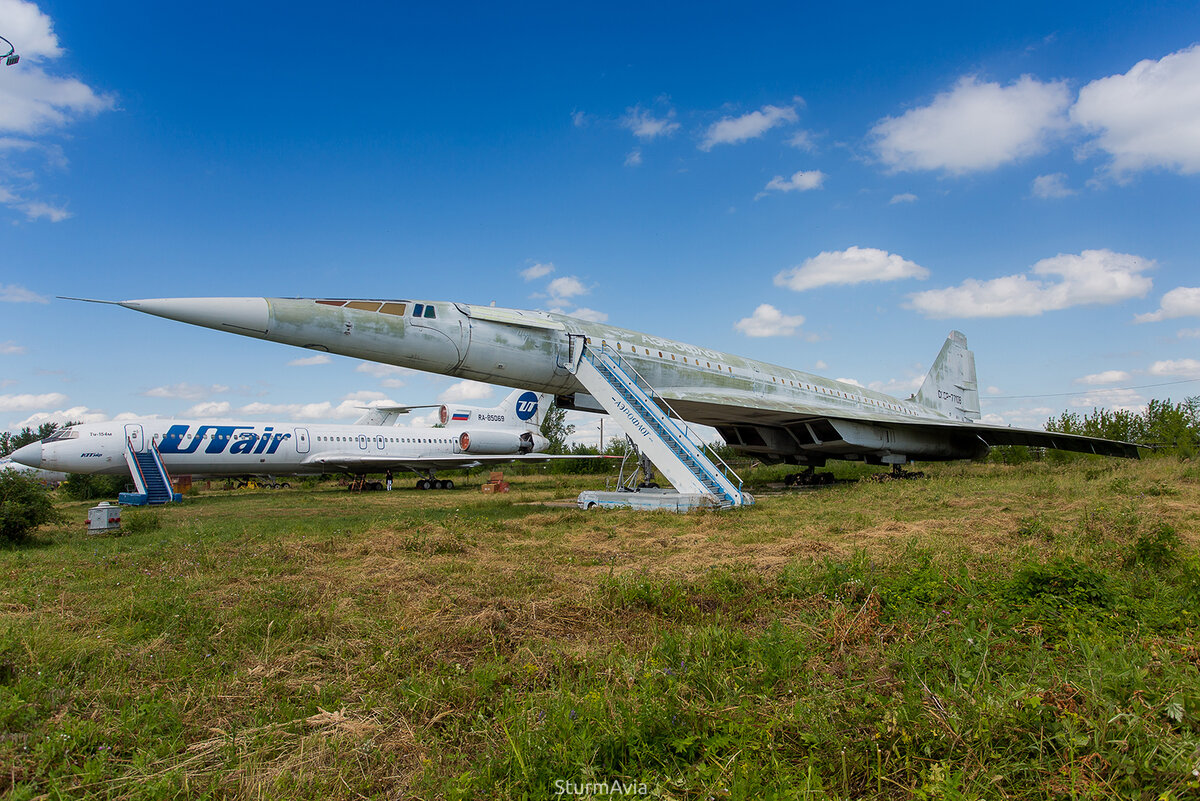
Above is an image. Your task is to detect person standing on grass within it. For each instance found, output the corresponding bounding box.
[385,469,393,491]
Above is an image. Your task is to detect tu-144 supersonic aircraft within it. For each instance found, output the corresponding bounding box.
[68,296,1142,476]
[11,389,576,490]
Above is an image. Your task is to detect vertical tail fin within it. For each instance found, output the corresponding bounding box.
[500,389,549,429]
[443,389,549,430]
[915,331,980,420]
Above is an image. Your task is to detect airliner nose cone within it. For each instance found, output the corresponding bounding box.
[118,297,270,336]
[10,441,43,468]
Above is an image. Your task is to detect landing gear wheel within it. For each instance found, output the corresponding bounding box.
[443,479,454,490]
[433,479,446,489]
[281,482,291,489]
[419,479,433,490]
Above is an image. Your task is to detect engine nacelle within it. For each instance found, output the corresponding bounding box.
[457,430,547,455]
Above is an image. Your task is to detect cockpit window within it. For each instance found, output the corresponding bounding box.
[43,428,79,442]
[424,305,436,319]
[413,303,424,317]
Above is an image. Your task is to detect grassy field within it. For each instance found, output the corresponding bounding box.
[2,459,1199,799]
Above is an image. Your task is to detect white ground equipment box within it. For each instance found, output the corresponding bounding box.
[87,502,122,533]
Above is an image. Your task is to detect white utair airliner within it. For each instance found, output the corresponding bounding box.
[11,389,569,490]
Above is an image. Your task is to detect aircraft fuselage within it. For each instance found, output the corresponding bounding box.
[114,297,990,466]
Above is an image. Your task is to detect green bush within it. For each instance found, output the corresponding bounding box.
[121,508,162,535]
[0,470,64,542]
[1125,523,1182,569]
[61,473,129,501]
[1007,557,1116,610]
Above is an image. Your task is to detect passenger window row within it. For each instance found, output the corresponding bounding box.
[587,337,915,415]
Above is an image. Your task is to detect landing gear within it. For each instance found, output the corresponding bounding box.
[783,467,834,487]
[415,477,456,490]
[867,464,926,482]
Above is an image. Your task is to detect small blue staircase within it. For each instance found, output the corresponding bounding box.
[120,438,182,506]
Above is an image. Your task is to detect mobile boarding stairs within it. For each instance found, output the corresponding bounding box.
[118,433,182,506]
[567,340,753,511]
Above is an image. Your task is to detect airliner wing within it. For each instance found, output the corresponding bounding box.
[652,387,1143,459]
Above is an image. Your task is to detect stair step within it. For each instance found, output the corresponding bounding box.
[583,347,746,506]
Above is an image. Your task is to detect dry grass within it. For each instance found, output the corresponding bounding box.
[1,457,1198,798]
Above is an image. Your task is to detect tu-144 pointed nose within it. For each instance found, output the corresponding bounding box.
[116,297,271,336]
[10,441,43,469]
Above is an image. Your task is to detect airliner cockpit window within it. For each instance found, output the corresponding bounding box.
[413,303,425,317]
[43,428,79,442]
[424,305,436,319]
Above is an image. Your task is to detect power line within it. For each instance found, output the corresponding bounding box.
[988,377,1200,401]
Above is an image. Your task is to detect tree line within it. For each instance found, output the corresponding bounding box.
[1045,396,1199,458]
[0,422,61,458]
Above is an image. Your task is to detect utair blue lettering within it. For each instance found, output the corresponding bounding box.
[158,425,291,456]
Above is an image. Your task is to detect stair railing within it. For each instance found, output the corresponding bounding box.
[582,343,744,497]
[126,437,150,494]
[149,440,175,497]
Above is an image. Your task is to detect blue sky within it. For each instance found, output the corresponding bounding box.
[2,0,1199,444]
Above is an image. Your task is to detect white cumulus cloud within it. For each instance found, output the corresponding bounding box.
[1148,358,1200,378]
[757,170,825,198]
[183,401,232,418]
[1135,286,1200,323]
[1071,44,1200,178]
[733,304,806,337]
[521,262,555,281]
[0,340,25,354]
[1067,388,1147,412]
[238,391,395,421]
[774,246,929,292]
[141,383,229,401]
[0,0,116,222]
[439,380,493,403]
[569,307,608,323]
[786,130,816,151]
[889,193,918,204]
[356,361,409,388]
[0,284,48,303]
[700,104,798,151]
[0,391,68,411]
[1032,173,1076,198]
[906,249,1154,319]
[547,275,588,304]
[871,75,1070,173]
[288,354,331,366]
[621,106,679,140]
[356,362,413,378]
[10,404,109,430]
[1075,370,1132,385]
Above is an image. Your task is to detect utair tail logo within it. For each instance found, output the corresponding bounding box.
[515,392,539,422]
